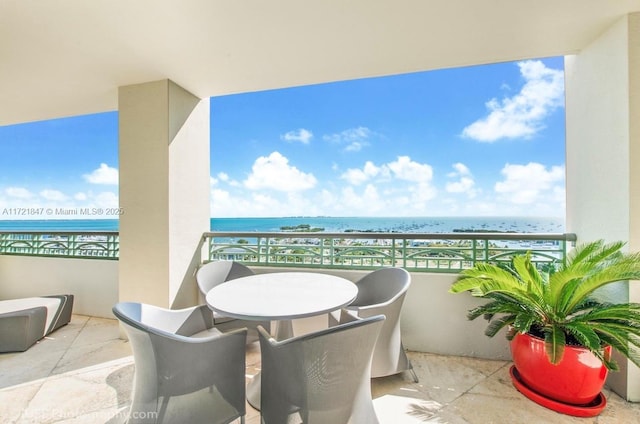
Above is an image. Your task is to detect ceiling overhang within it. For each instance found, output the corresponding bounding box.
[2,0,639,125]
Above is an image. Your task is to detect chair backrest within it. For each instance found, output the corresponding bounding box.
[258,315,385,424]
[351,267,411,307]
[195,260,254,297]
[112,301,213,336]
[347,268,412,379]
[112,302,247,424]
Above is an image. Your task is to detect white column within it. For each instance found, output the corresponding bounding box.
[118,80,210,309]
[565,13,640,401]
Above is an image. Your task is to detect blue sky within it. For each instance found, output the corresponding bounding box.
[0,57,565,219]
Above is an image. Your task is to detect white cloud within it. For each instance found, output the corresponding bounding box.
[243,151,317,192]
[336,156,437,215]
[495,162,565,204]
[344,141,366,152]
[387,156,433,183]
[338,185,384,215]
[83,163,119,185]
[446,178,475,195]
[340,161,382,185]
[5,187,33,199]
[462,60,564,142]
[446,162,477,197]
[341,156,434,188]
[281,128,313,144]
[92,191,119,208]
[324,127,374,152]
[40,189,67,202]
[447,163,471,178]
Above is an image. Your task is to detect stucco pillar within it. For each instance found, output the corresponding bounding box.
[565,13,640,401]
[118,80,209,309]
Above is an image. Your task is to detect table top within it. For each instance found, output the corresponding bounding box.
[206,272,357,321]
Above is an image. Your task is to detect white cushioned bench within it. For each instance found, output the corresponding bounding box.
[0,294,74,352]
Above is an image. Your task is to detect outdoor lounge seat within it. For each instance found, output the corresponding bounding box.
[329,267,418,382]
[258,314,385,424]
[0,294,74,353]
[196,260,271,342]
[112,302,247,424]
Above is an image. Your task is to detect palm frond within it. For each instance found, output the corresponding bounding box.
[547,263,593,310]
[512,313,538,334]
[466,299,519,321]
[484,315,516,338]
[544,326,566,365]
[512,253,545,298]
[564,322,602,354]
[572,303,640,324]
[450,263,522,295]
[567,240,624,267]
[589,325,639,370]
[565,261,640,312]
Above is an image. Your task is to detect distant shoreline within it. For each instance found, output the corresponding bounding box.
[0,216,566,234]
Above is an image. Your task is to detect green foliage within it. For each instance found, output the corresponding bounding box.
[450,240,640,371]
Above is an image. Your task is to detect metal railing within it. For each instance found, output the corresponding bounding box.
[0,231,119,260]
[203,231,577,273]
[0,230,577,271]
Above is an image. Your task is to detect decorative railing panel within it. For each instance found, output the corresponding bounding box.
[203,232,577,273]
[0,230,576,269]
[0,232,119,260]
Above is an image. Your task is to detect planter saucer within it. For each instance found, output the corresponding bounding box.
[509,366,607,417]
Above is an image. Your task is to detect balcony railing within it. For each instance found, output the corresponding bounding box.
[204,231,577,273]
[0,231,119,259]
[0,230,577,271]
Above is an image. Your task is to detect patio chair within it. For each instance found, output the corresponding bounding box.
[196,260,271,342]
[112,302,247,424]
[329,267,418,382]
[258,314,385,424]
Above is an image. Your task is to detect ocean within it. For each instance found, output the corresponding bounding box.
[0,216,565,233]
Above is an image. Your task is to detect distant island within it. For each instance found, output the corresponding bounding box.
[280,224,325,232]
[344,228,401,233]
[452,228,518,233]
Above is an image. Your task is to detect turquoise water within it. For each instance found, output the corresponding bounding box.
[0,216,565,233]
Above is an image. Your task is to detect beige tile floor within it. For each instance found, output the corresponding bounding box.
[1,315,639,424]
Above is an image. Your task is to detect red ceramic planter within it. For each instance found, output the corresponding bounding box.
[510,332,611,406]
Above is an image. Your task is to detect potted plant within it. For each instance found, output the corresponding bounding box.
[449,239,640,416]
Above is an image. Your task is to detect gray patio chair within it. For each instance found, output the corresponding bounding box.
[258,314,385,424]
[329,267,418,382]
[196,260,271,342]
[112,302,247,424]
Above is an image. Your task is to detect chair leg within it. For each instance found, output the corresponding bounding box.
[408,361,419,383]
[157,397,170,423]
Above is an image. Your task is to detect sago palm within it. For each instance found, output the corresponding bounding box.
[450,239,640,371]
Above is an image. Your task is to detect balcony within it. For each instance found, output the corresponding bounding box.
[2,230,639,421]
[3,2,640,420]
[2,314,639,423]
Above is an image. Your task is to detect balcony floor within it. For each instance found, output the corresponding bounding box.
[1,315,639,423]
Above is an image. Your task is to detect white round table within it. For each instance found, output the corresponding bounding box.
[205,271,358,410]
[206,271,357,339]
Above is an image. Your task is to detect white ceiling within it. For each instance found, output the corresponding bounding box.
[2,0,639,126]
